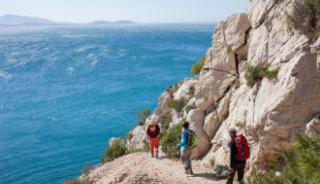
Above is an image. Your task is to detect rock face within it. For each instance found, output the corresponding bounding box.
[118,0,320,175]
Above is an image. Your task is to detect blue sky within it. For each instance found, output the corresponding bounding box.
[0,0,248,23]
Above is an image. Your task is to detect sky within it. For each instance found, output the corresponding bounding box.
[0,0,249,23]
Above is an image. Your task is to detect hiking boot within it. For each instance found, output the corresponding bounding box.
[155,152,158,158]
[185,169,193,175]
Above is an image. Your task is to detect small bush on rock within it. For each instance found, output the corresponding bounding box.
[235,121,246,130]
[191,56,206,75]
[167,99,186,113]
[101,141,127,163]
[159,112,173,134]
[188,86,195,96]
[244,63,279,87]
[305,0,320,34]
[161,123,183,158]
[305,0,320,17]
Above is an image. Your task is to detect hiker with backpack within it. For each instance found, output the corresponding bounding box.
[226,128,250,184]
[146,121,161,158]
[177,122,194,175]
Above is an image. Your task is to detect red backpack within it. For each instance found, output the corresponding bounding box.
[235,134,250,161]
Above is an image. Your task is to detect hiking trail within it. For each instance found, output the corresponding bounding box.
[85,152,226,184]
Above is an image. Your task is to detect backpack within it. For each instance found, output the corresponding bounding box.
[235,134,250,161]
[187,129,195,147]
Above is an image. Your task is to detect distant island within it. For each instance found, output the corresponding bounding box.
[0,14,136,26]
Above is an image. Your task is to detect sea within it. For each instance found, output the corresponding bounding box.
[0,24,214,184]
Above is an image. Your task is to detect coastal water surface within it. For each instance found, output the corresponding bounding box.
[0,24,214,184]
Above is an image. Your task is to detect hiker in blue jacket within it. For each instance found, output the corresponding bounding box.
[177,122,193,175]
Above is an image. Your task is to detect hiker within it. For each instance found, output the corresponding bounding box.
[226,128,250,184]
[177,122,193,175]
[146,122,161,158]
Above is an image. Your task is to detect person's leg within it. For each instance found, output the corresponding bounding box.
[186,148,193,174]
[154,138,159,158]
[226,168,236,184]
[237,162,246,184]
[180,148,188,171]
[149,139,154,157]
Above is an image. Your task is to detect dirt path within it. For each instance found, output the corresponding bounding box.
[86,152,226,184]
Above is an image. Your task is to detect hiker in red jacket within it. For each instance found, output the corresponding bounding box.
[226,128,250,184]
[146,122,161,158]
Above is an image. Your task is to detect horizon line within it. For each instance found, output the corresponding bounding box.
[0,13,222,25]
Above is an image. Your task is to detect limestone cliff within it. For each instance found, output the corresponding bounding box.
[125,0,320,174]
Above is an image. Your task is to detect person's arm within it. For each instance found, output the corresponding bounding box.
[156,126,161,139]
[229,140,237,169]
[146,126,150,137]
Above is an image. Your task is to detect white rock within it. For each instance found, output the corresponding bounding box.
[248,0,277,28]
[224,13,251,51]
[203,91,231,138]
[173,79,197,100]
[195,13,250,111]
[306,114,320,139]
[127,126,147,149]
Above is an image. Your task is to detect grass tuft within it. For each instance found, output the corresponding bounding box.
[191,56,206,75]
[100,141,127,163]
[248,130,320,184]
[244,63,279,87]
[167,99,186,113]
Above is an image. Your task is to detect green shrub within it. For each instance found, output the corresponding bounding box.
[161,123,183,158]
[188,86,195,96]
[101,141,127,163]
[249,131,320,184]
[305,0,320,16]
[226,46,234,54]
[136,108,151,126]
[159,112,173,134]
[167,99,186,113]
[305,0,320,34]
[235,121,245,130]
[244,63,279,87]
[191,56,206,75]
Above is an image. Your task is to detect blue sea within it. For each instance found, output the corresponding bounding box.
[0,24,214,184]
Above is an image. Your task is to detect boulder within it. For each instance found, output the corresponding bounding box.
[173,79,197,101]
[306,113,320,139]
[186,109,211,159]
[154,90,172,116]
[127,126,147,150]
[203,91,231,138]
[224,13,251,51]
